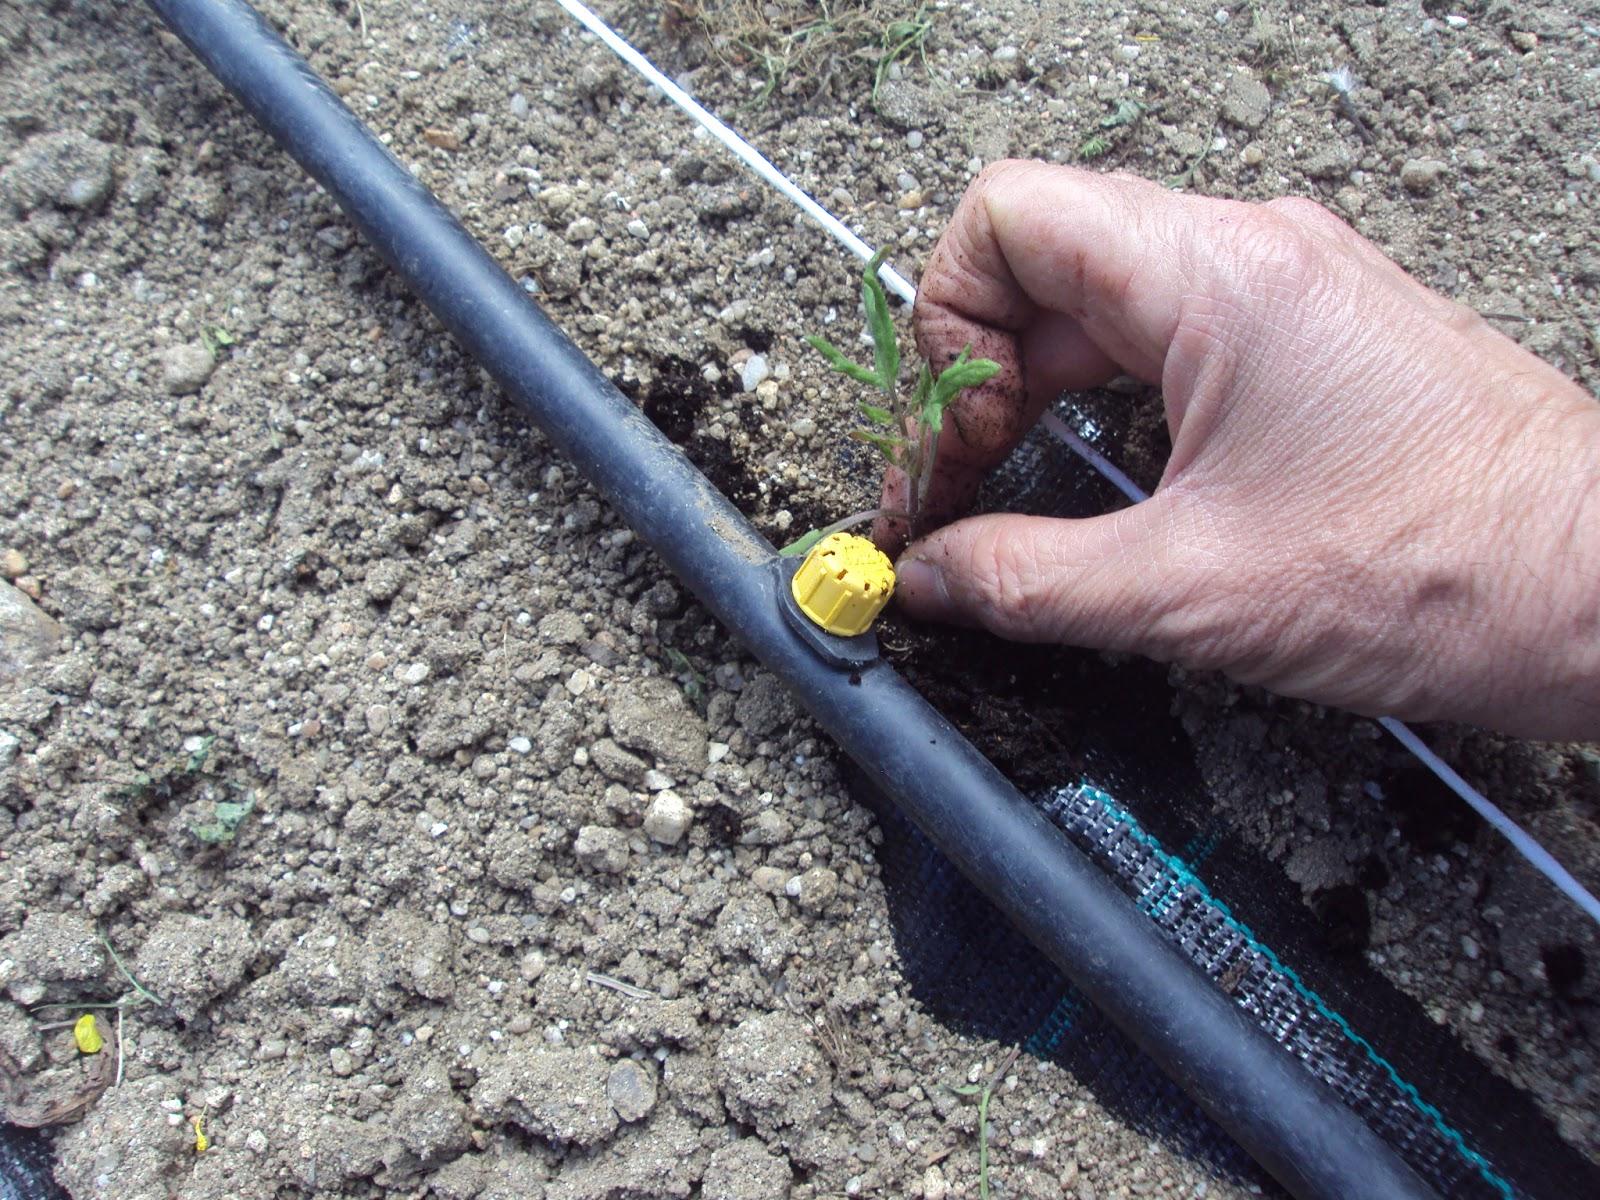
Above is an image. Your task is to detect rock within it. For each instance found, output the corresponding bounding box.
[0,729,18,770]
[701,1138,793,1200]
[0,549,25,579]
[130,913,255,1021]
[739,355,769,392]
[872,79,943,131]
[0,912,105,1004]
[574,825,630,873]
[1221,72,1271,130]
[715,1012,832,1133]
[387,1063,472,1171]
[606,1058,657,1122]
[733,672,800,737]
[159,341,217,395]
[473,1045,619,1147]
[643,791,692,845]
[606,677,708,773]
[1400,158,1448,195]
[0,581,63,682]
[591,737,648,786]
[0,131,116,213]
[793,866,839,913]
[1301,145,1353,180]
[330,1047,356,1076]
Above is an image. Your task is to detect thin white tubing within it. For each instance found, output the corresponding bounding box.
[1378,718,1600,924]
[549,0,916,305]
[1039,410,1149,504]
[549,0,1600,929]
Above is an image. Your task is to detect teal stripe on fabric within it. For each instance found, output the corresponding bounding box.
[1075,783,1515,1200]
[1025,989,1086,1058]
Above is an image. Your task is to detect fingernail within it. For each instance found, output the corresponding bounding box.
[894,556,952,619]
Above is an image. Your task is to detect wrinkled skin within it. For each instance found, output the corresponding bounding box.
[885,161,1600,740]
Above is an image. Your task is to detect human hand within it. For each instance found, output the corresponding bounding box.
[887,161,1600,740]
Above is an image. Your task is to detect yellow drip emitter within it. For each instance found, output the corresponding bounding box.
[790,532,896,637]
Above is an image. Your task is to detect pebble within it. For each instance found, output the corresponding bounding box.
[519,950,547,981]
[740,354,770,392]
[897,190,925,210]
[159,342,217,395]
[399,661,430,685]
[245,1130,269,1155]
[642,769,676,791]
[329,1047,355,1076]
[507,735,532,754]
[0,550,25,579]
[794,866,840,912]
[906,130,924,149]
[708,741,731,763]
[643,791,692,845]
[509,92,530,118]
[1,581,63,680]
[0,730,18,770]
[467,926,491,944]
[1221,72,1271,130]
[1240,143,1265,167]
[574,825,630,873]
[257,1038,288,1061]
[365,704,390,735]
[1400,157,1448,195]
[992,45,1019,63]
[1509,30,1537,52]
[606,1059,657,1122]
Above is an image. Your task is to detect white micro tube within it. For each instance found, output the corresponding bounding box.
[549,0,916,305]
[548,0,1600,930]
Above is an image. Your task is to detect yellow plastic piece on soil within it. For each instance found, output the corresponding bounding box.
[791,532,896,637]
[73,1014,103,1055]
[193,1116,208,1154]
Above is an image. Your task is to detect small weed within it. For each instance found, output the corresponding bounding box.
[1077,97,1145,161]
[949,1047,1020,1200]
[871,6,932,106]
[191,793,256,845]
[664,647,708,711]
[787,248,998,551]
[199,324,235,359]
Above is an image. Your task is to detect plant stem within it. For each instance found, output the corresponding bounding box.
[778,508,911,557]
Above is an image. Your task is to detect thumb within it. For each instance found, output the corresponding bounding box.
[894,502,1193,651]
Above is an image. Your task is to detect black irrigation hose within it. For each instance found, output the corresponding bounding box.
[129,3,1440,1198]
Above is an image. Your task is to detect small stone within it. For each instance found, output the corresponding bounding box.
[159,342,217,395]
[257,1038,288,1061]
[740,355,770,392]
[795,867,840,913]
[790,416,817,438]
[330,1047,356,1076]
[643,791,692,845]
[507,735,533,755]
[751,866,788,895]
[1509,30,1537,52]
[906,130,924,149]
[991,45,1018,62]
[606,1059,657,1123]
[467,926,491,945]
[1301,145,1353,181]
[365,705,391,735]
[897,190,925,210]
[923,1165,950,1200]
[641,769,676,791]
[1400,158,1448,195]
[574,825,630,873]
[1221,73,1271,130]
[707,741,730,764]
[399,661,431,685]
[519,951,547,981]
[0,581,62,682]
[565,216,598,242]
[1240,143,1265,167]
[0,550,26,579]
[626,218,649,239]
[509,92,530,118]
[245,1130,269,1155]
[0,730,18,770]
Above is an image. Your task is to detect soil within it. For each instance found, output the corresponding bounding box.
[2,1,1598,1199]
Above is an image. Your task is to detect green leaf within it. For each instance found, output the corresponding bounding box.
[923,348,1000,433]
[192,793,256,846]
[805,333,882,387]
[849,428,906,464]
[779,527,827,557]
[861,248,900,390]
[949,1083,984,1096]
[858,402,894,426]
[184,735,216,774]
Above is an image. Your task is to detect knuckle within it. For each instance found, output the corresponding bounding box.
[1212,206,1333,307]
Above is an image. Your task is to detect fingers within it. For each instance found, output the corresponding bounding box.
[894,503,1188,651]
